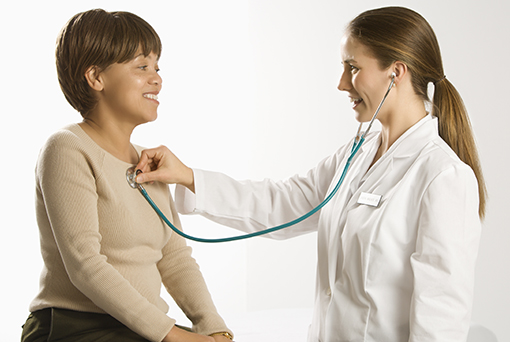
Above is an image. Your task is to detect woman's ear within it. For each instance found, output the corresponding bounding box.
[84,66,104,92]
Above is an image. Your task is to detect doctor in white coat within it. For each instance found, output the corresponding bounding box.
[136,7,486,342]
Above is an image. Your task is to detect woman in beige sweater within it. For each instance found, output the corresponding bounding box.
[21,9,232,342]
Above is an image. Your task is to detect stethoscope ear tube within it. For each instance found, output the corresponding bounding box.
[359,73,396,140]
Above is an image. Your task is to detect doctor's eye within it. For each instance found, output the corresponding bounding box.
[349,64,359,73]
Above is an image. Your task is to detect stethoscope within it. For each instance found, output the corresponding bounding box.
[126,73,396,243]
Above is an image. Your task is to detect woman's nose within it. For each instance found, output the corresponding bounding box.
[151,70,163,87]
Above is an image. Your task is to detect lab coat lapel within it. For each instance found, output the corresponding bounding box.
[327,115,437,288]
[343,156,394,212]
[324,136,379,284]
[348,135,380,196]
[344,115,436,211]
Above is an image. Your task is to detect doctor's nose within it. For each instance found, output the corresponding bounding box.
[337,71,352,92]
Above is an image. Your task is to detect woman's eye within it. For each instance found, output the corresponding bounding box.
[139,65,160,72]
[349,64,359,73]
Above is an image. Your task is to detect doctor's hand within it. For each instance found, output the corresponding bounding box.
[135,145,195,193]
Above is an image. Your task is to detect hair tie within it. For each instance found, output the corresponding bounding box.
[434,75,446,85]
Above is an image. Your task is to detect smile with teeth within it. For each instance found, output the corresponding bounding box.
[143,93,158,101]
[350,97,363,107]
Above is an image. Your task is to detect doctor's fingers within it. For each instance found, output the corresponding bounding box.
[136,147,191,185]
[136,146,171,172]
[136,161,192,186]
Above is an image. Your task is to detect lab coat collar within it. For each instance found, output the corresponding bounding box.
[387,114,436,158]
[346,114,437,209]
[364,114,436,174]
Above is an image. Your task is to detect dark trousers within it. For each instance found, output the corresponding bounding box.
[21,308,150,342]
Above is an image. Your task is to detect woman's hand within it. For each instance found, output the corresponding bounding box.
[162,326,214,342]
[135,145,195,192]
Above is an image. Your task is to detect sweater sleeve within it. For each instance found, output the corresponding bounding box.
[36,132,174,342]
[157,194,232,337]
[409,164,481,341]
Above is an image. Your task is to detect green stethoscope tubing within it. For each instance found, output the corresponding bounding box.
[132,137,363,243]
[129,74,395,243]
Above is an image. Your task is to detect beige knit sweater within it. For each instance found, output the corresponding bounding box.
[29,124,231,341]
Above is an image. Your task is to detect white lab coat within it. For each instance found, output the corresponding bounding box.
[176,115,481,342]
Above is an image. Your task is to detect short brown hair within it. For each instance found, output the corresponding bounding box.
[56,9,162,116]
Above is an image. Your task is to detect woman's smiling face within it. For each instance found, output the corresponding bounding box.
[99,49,162,126]
[338,34,394,123]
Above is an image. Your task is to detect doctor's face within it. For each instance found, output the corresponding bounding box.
[338,34,393,123]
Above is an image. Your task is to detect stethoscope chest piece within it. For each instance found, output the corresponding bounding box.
[126,166,140,189]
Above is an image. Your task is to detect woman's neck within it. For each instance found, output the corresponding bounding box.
[79,116,139,164]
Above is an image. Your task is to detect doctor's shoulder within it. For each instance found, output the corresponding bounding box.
[417,136,478,189]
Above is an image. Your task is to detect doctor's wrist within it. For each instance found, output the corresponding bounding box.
[183,167,195,193]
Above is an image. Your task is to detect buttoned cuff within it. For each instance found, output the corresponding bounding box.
[175,169,198,214]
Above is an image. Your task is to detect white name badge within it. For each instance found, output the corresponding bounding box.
[357,192,382,207]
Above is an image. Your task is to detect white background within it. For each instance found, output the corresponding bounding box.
[1,0,508,340]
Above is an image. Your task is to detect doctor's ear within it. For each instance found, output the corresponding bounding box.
[84,66,104,92]
[390,62,408,86]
